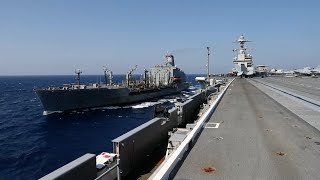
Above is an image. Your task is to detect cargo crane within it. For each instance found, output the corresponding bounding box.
[143,68,149,88]
[75,69,82,86]
[126,65,138,87]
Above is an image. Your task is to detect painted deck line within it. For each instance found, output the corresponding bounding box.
[252,79,320,112]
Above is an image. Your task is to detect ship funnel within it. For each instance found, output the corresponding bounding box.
[165,53,175,66]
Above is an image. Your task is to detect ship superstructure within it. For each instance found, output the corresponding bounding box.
[35,53,189,115]
[150,53,186,86]
[233,35,255,77]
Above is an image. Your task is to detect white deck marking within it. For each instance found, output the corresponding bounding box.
[205,122,220,129]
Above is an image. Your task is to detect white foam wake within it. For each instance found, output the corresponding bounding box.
[131,101,162,109]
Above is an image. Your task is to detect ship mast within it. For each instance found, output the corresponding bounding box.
[238,34,250,48]
[75,69,82,85]
[233,34,252,53]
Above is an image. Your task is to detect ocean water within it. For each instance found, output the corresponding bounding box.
[0,74,201,179]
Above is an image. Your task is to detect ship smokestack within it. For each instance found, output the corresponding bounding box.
[165,53,175,66]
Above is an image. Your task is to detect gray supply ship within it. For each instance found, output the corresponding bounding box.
[35,53,189,115]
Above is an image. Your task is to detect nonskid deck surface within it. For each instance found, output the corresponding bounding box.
[258,77,320,102]
[174,78,320,180]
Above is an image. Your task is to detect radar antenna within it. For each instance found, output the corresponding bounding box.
[233,34,251,48]
[232,35,253,53]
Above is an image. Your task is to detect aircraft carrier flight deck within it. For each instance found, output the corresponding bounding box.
[174,77,320,180]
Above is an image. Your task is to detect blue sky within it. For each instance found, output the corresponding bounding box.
[0,0,319,75]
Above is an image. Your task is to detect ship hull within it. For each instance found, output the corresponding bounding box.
[36,83,189,114]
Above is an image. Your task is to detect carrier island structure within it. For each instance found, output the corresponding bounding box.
[232,34,255,77]
[35,53,189,115]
